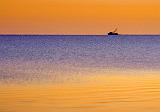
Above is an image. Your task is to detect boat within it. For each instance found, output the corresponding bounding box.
[108,28,119,35]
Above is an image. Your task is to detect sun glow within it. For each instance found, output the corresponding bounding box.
[0,0,160,34]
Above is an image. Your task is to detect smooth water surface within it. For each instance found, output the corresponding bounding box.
[0,35,160,112]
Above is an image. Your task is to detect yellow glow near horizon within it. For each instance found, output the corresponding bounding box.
[0,0,160,34]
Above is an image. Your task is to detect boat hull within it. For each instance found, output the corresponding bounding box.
[108,32,119,35]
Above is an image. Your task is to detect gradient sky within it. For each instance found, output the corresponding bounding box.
[0,0,160,34]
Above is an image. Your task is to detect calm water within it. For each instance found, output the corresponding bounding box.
[0,35,160,112]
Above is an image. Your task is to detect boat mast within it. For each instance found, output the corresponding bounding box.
[113,28,118,33]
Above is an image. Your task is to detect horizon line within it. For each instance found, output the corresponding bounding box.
[0,34,160,36]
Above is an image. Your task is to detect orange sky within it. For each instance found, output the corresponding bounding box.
[0,0,160,34]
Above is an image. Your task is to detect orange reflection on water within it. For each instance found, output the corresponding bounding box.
[0,70,160,112]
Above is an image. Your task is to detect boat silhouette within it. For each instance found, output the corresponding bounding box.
[108,28,119,35]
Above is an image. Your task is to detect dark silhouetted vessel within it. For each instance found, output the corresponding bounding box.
[108,28,119,35]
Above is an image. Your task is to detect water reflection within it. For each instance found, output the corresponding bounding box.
[0,70,160,112]
[1,35,160,112]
